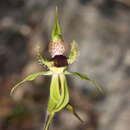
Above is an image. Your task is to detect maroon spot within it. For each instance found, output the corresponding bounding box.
[51,55,68,67]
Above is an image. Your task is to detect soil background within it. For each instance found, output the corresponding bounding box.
[0,0,130,130]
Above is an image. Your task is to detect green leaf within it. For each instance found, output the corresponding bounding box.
[68,40,79,64]
[51,7,63,42]
[66,104,84,123]
[10,71,52,96]
[65,71,104,94]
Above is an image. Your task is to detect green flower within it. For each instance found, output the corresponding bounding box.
[10,7,103,130]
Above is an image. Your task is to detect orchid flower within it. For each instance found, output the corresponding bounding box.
[10,8,103,130]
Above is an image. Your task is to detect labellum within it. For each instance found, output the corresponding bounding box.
[10,7,103,130]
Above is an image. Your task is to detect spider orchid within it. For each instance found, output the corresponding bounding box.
[10,8,103,130]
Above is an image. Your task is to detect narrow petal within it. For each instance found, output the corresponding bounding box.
[10,71,52,95]
[67,40,79,64]
[65,71,104,94]
[66,104,84,123]
[36,47,53,67]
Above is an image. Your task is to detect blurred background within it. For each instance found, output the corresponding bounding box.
[0,0,130,130]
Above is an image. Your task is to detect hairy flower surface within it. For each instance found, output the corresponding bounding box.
[10,7,103,130]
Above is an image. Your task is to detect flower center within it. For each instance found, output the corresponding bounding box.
[51,55,68,67]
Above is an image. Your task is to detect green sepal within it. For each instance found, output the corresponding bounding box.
[51,7,63,42]
[48,74,69,113]
[66,104,84,123]
[10,71,52,96]
[43,111,55,130]
[65,71,103,94]
[48,74,61,112]
[68,40,79,64]
[55,74,69,111]
[49,74,61,105]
